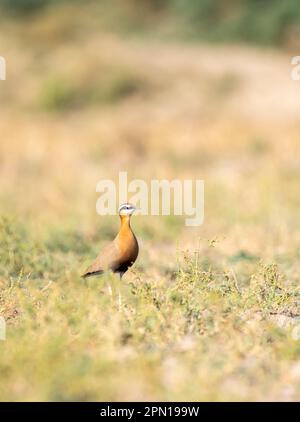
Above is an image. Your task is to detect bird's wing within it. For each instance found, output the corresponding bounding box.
[82,241,121,278]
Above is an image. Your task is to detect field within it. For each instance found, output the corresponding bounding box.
[1,3,300,401]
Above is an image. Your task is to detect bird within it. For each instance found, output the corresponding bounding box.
[82,203,139,280]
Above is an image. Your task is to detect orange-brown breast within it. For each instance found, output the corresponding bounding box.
[116,215,139,267]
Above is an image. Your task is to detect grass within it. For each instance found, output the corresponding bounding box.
[1,5,300,401]
[38,68,148,112]
[1,225,300,401]
[1,1,300,46]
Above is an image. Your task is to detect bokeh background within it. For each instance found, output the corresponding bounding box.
[1,0,300,401]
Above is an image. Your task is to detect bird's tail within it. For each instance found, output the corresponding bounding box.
[81,270,104,279]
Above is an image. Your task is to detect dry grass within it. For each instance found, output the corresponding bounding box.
[1,5,300,401]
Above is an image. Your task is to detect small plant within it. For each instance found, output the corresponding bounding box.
[91,69,147,105]
[39,77,79,112]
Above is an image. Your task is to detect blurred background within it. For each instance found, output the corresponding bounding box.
[1,0,300,401]
[1,0,300,257]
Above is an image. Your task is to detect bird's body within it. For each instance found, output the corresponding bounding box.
[82,204,139,279]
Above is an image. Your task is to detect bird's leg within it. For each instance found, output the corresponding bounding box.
[106,282,113,297]
[117,272,124,311]
[106,273,114,300]
[118,290,122,310]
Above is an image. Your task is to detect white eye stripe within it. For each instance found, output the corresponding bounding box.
[119,203,133,213]
[118,202,137,209]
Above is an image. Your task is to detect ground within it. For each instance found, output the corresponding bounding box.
[1,5,300,401]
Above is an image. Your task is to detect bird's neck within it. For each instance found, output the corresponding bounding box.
[119,215,131,232]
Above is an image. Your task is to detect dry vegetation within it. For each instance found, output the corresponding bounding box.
[1,3,300,401]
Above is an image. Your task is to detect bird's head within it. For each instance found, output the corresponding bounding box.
[118,203,138,217]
